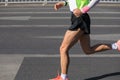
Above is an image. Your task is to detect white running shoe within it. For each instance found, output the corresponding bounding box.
[116,40,120,52]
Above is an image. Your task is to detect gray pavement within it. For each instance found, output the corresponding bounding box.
[14,57,120,80]
[0,3,120,80]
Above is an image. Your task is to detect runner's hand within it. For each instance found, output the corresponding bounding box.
[54,2,64,11]
[73,8,83,17]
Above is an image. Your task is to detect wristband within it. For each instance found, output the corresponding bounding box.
[81,6,90,13]
[64,1,68,6]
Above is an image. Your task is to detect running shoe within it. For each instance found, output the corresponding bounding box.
[49,75,69,80]
[116,40,120,51]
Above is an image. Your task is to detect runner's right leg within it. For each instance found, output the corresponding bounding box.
[60,29,84,74]
[49,28,84,80]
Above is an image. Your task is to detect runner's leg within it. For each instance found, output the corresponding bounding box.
[60,28,84,74]
[79,34,112,55]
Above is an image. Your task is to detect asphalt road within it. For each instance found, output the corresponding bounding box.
[0,3,120,80]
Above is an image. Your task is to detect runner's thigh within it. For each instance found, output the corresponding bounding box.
[61,29,84,50]
[79,34,91,52]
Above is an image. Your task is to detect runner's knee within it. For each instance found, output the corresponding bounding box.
[83,49,93,55]
[60,45,69,54]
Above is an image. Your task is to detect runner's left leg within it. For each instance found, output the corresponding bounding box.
[79,34,112,55]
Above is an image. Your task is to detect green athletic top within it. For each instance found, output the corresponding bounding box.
[76,0,89,9]
[65,0,99,13]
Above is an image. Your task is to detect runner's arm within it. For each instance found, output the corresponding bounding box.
[54,1,67,10]
[81,0,100,13]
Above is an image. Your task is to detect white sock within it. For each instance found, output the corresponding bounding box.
[61,73,67,80]
[111,43,118,49]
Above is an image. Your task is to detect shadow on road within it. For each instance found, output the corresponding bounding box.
[85,72,120,80]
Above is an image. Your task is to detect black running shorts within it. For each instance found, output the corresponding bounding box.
[68,13,91,34]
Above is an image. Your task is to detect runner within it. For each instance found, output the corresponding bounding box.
[49,0,120,80]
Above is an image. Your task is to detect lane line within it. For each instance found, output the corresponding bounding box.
[30,17,120,19]
[1,54,120,58]
[0,16,30,20]
[0,12,120,14]
[0,25,119,28]
[0,16,119,20]
[90,34,120,41]
[14,54,120,58]
[32,34,120,41]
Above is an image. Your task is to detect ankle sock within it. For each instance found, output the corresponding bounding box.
[61,73,67,80]
[111,43,118,49]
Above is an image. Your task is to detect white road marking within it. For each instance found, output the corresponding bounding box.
[0,11,119,14]
[1,54,120,58]
[0,16,119,20]
[8,54,120,58]
[30,17,120,19]
[0,25,119,28]
[32,34,120,41]
[90,34,120,41]
[0,16,30,20]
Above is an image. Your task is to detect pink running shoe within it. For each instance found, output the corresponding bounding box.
[116,40,120,51]
[49,75,69,80]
